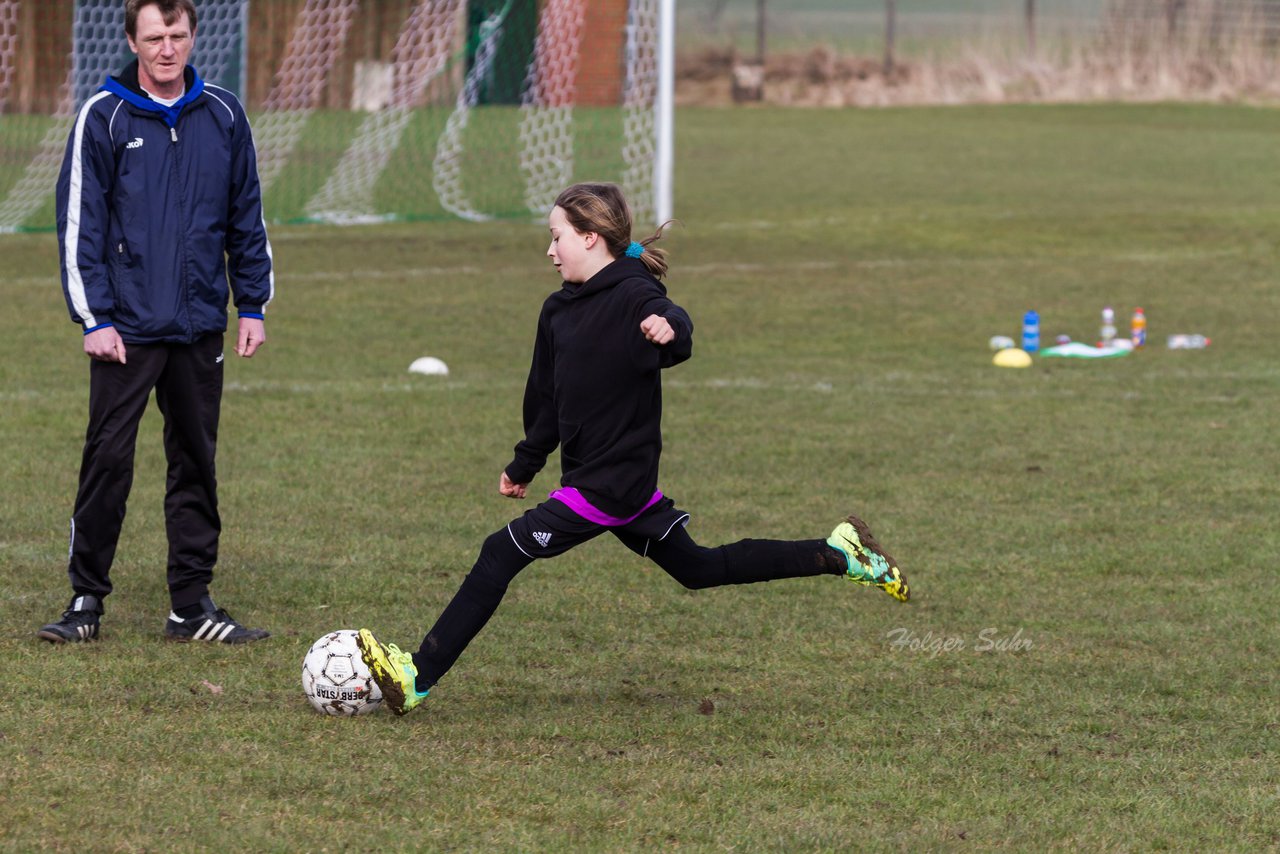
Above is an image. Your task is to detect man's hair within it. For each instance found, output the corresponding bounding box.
[553,183,671,279]
[125,0,198,40]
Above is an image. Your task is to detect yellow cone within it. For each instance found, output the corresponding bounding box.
[993,348,1033,368]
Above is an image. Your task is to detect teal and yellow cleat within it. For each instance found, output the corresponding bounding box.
[356,629,430,716]
[827,515,910,603]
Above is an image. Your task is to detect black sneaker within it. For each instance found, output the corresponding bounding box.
[37,594,103,643]
[164,596,269,644]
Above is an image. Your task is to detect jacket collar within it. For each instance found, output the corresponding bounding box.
[103,60,205,128]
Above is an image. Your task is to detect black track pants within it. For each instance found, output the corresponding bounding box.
[412,501,842,688]
[66,335,224,610]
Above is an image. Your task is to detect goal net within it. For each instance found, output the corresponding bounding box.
[0,0,672,232]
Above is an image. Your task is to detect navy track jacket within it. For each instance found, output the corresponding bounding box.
[505,257,694,518]
[56,62,273,343]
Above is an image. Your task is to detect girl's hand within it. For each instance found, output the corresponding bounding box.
[640,314,674,345]
[499,471,528,499]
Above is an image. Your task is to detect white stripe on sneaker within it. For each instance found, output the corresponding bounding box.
[215,623,235,642]
[193,621,215,640]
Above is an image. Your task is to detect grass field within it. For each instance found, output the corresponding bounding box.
[3,103,1279,850]
[0,106,637,230]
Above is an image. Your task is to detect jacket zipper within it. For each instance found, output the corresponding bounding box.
[169,118,191,339]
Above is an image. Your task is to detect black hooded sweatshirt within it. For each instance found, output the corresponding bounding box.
[504,257,693,518]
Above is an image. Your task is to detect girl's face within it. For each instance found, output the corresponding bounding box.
[547,206,597,283]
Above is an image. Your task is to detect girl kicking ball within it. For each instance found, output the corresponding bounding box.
[358,182,908,715]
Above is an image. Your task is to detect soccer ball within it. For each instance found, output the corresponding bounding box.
[301,630,383,716]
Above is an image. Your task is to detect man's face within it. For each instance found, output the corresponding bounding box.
[127,5,194,98]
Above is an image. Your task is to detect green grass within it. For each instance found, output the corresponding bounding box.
[262,106,632,224]
[0,106,638,229]
[3,103,1279,850]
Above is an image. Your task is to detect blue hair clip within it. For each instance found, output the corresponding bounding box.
[625,241,645,259]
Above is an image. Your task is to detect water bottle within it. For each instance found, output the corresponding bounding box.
[1021,310,1040,353]
[1167,334,1209,349]
[1130,307,1146,348]
[1100,306,1116,347]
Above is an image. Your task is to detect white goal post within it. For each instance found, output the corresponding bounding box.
[0,0,674,232]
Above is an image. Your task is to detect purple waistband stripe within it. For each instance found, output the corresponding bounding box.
[549,487,663,526]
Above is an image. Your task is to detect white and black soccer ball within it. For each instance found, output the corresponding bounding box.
[301,630,383,716]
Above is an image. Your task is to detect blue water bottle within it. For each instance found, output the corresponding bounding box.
[1022,310,1040,353]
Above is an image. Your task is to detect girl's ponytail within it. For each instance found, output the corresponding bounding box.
[628,220,674,279]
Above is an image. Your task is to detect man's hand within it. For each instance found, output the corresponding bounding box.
[84,326,127,363]
[499,471,528,499]
[640,314,675,345]
[236,316,266,358]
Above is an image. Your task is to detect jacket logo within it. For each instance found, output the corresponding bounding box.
[215,353,225,364]
[532,531,552,548]
[126,137,144,149]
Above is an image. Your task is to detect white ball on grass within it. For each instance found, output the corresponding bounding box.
[301,629,384,716]
[408,356,449,376]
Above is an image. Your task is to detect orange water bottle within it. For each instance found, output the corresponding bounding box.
[1131,307,1147,348]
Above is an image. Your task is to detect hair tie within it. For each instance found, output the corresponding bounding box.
[625,241,645,259]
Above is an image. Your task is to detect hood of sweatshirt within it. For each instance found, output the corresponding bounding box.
[565,257,666,300]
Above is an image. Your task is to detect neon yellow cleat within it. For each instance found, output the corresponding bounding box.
[356,629,430,716]
[827,515,910,603]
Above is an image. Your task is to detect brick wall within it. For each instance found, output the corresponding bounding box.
[577,0,625,106]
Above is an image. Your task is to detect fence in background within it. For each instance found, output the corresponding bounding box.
[675,0,1280,105]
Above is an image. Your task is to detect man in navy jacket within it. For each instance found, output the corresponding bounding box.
[42,0,272,644]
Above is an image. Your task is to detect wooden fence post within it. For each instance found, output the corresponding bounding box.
[883,0,896,77]
[1025,0,1036,58]
[756,0,766,64]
